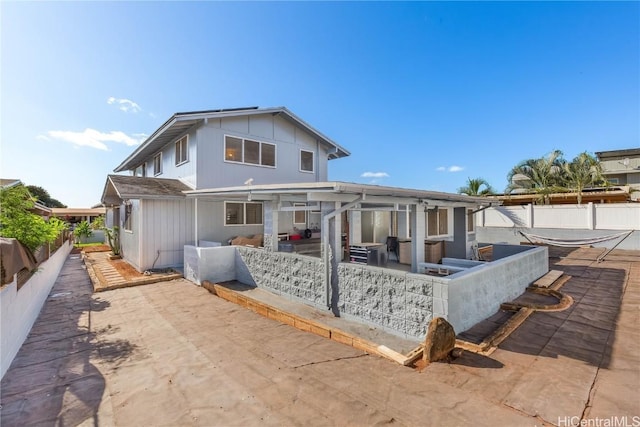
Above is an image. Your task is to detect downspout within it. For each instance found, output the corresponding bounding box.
[322,196,363,310]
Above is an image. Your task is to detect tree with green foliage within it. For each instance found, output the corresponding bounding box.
[0,186,68,252]
[506,150,566,204]
[91,215,105,230]
[25,185,66,208]
[457,178,494,196]
[563,152,605,204]
[74,220,93,244]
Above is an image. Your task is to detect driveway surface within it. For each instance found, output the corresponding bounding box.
[1,247,638,426]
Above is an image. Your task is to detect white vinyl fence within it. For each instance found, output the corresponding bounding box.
[477,203,640,250]
[479,203,639,231]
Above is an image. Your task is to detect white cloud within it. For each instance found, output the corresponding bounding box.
[43,128,145,151]
[436,165,464,172]
[361,171,390,178]
[107,97,142,113]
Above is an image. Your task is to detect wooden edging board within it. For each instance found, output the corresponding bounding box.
[202,280,412,366]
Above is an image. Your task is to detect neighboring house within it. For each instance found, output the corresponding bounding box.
[0,178,52,219]
[595,148,640,201]
[488,186,634,205]
[101,106,350,271]
[50,207,106,225]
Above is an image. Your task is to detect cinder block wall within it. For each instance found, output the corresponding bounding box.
[185,244,548,341]
[337,263,436,340]
[236,247,325,307]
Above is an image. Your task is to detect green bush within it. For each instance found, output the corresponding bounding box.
[74,220,93,244]
[0,186,67,252]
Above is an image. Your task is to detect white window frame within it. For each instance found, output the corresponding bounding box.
[224,201,264,226]
[175,135,189,166]
[223,135,276,168]
[293,203,307,225]
[426,207,452,239]
[607,178,619,185]
[123,202,133,232]
[467,208,475,233]
[153,153,162,176]
[299,149,314,173]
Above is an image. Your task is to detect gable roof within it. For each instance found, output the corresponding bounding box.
[113,106,350,173]
[101,175,193,205]
[0,178,22,189]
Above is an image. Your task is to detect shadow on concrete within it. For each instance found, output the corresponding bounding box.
[0,255,136,426]
[450,352,504,369]
[466,247,631,369]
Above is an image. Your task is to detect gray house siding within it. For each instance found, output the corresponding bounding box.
[142,127,198,187]
[195,114,329,189]
[196,200,301,245]
[196,200,264,245]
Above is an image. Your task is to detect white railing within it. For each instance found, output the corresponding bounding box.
[479,203,639,231]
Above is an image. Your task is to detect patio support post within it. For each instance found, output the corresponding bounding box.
[263,200,279,252]
[348,210,362,244]
[194,198,199,245]
[410,204,426,273]
[322,197,363,312]
[450,207,468,259]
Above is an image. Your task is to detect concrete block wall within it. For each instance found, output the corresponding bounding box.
[236,247,325,307]
[446,246,548,332]
[337,263,436,340]
[184,243,548,342]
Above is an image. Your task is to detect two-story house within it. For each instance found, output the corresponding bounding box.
[101,106,350,272]
[596,148,640,201]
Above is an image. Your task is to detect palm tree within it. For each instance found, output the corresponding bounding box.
[506,150,566,204]
[457,177,494,196]
[563,152,604,204]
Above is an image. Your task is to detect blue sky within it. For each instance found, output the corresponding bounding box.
[1,1,638,207]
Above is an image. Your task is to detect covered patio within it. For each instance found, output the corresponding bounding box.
[182,182,554,340]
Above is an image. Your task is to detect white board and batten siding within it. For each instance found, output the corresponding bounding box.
[140,199,195,271]
[120,200,141,270]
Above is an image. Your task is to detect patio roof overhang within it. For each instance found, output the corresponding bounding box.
[184,181,496,209]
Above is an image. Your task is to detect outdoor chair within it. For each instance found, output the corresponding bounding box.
[386,236,399,261]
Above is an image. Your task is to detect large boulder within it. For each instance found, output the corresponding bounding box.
[423,317,456,363]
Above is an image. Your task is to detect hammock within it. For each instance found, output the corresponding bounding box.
[519,230,632,248]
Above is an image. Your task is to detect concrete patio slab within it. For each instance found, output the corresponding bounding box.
[1,247,638,426]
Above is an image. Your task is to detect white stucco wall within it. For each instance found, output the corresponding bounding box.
[1,240,73,379]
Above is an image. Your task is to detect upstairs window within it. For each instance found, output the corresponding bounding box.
[175,135,188,165]
[134,164,146,177]
[153,153,162,176]
[225,202,263,226]
[300,150,314,173]
[224,135,276,168]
